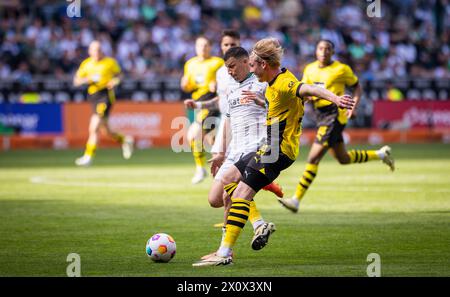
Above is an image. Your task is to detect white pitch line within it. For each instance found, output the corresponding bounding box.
[29,176,192,190]
[310,186,450,193]
[29,176,450,193]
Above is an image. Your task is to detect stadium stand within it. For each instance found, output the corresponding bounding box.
[0,0,449,148]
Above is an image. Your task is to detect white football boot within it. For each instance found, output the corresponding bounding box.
[378,145,395,171]
[251,222,276,250]
[122,136,134,160]
[191,167,207,184]
[75,155,92,167]
[277,197,299,213]
[193,254,233,267]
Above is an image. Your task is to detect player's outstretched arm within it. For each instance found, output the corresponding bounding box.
[73,75,90,87]
[180,75,190,92]
[347,82,362,118]
[297,83,355,110]
[184,96,219,109]
[106,74,123,90]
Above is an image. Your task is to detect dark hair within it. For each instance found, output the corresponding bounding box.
[223,46,248,61]
[221,29,240,41]
[316,39,335,49]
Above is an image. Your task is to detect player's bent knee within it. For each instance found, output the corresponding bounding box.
[221,167,241,186]
[89,126,100,134]
[208,190,224,207]
[208,182,225,208]
[208,196,223,208]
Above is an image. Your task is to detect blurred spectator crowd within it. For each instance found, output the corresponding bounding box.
[0,0,449,85]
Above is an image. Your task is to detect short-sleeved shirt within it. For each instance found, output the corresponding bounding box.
[301,60,358,124]
[183,56,224,100]
[265,68,304,161]
[216,65,232,114]
[225,73,267,154]
[76,57,121,95]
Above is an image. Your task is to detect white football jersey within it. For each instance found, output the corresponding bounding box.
[226,73,267,153]
[216,65,232,114]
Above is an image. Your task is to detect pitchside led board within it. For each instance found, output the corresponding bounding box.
[63,102,186,147]
[373,101,450,129]
[0,103,63,135]
[0,102,186,148]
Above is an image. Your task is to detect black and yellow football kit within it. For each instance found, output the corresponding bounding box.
[301,60,358,147]
[183,56,224,130]
[76,56,121,118]
[219,68,304,256]
[183,56,223,170]
[234,68,304,192]
[75,56,124,158]
[292,61,383,203]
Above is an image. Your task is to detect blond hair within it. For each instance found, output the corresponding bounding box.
[251,38,284,68]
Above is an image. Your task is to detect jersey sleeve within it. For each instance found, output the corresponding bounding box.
[182,59,196,92]
[342,64,358,87]
[210,58,224,81]
[285,79,303,100]
[75,60,88,78]
[183,59,191,76]
[110,58,121,75]
[215,58,225,73]
[300,65,312,84]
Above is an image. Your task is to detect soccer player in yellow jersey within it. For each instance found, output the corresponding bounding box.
[181,36,224,184]
[278,39,395,213]
[193,38,355,266]
[73,40,134,166]
[184,31,283,229]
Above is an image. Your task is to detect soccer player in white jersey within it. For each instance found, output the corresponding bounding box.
[186,46,280,256]
[185,31,283,214]
[211,30,241,160]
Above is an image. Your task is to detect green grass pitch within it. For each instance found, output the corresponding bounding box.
[0,143,449,276]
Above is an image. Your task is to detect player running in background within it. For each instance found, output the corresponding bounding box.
[186,46,282,255]
[278,39,395,213]
[181,36,224,184]
[193,38,355,266]
[73,40,134,166]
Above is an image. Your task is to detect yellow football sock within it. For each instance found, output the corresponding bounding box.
[222,198,250,249]
[348,150,380,163]
[223,182,238,197]
[294,163,318,201]
[248,200,262,226]
[84,142,97,157]
[191,139,205,167]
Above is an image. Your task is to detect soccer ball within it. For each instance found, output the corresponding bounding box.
[145,233,176,263]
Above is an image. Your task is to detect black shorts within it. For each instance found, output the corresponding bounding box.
[88,89,114,118]
[314,104,346,147]
[195,92,220,133]
[234,144,295,192]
